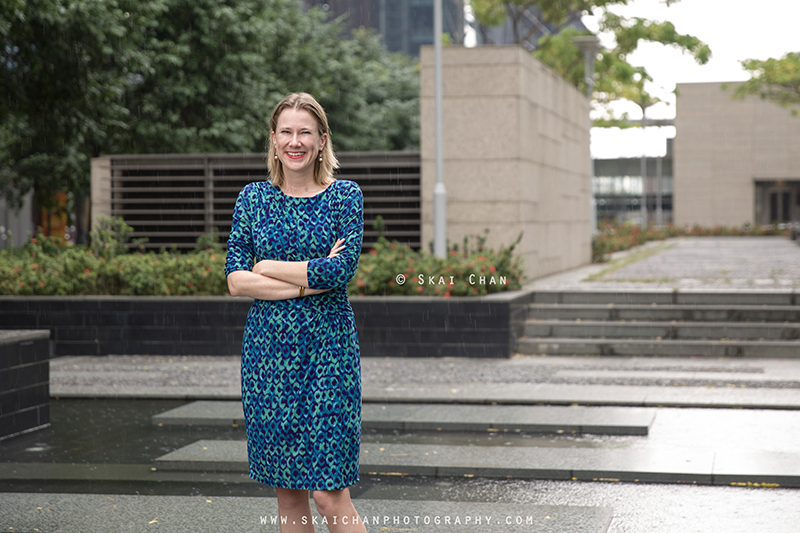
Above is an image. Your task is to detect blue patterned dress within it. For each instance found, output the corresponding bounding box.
[225,179,363,490]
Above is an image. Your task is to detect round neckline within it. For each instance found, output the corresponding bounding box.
[275,180,335,200]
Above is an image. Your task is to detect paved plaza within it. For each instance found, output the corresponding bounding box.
[2,236,800,532]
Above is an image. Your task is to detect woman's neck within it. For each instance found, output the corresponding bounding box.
[282,174,325,197]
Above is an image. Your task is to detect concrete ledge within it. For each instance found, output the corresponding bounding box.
[154,440,800,488]
[527,303,800,323]
[151,401,656,436]
[528,303,800,322]
[0,329,51,441]
[1,290,535,358]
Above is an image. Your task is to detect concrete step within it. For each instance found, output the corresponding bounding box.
[527,303,800,323]
[362,382,800,409]
[152,401,656,436]
[524,320,800,340]
[516,337,800,358]
[0,491,614,533]
[154,440,800,488]
[532,290,799,306]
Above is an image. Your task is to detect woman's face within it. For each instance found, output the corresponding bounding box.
[272,108,326,180]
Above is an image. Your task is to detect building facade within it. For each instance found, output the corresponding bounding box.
[303,0,464,57]
[675,82,800,227]
[594,141,673,225]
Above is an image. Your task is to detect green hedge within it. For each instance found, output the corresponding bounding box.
[1,219,525,297]
[348,232,524,297]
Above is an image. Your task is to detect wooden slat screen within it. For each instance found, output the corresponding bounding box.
[104,152,421,251]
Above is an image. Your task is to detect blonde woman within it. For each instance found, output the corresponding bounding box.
[226,93,366,532]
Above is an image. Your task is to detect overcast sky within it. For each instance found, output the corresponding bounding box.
[583,0,800,158]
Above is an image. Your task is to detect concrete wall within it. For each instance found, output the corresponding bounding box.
[674,82,800,226]
[0,192,34,249]
[420,46,591,281]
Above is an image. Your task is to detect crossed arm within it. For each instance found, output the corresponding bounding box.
[226,239,345,300]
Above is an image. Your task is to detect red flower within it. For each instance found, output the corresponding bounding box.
[489,266,496,273]
[31,263,38,269]
[444,292,451,298]
[369,249,377,255]
[416,286,423,292]
[187,282,194,288]
[84,269,91,274]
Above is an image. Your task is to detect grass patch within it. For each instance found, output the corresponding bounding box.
[584,242,677,281]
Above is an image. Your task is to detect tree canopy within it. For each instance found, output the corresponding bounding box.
[1,0,419,227]
[731,52,800,116]
[468,0,711,123]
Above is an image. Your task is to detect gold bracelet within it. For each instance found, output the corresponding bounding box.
[298,286,305,298]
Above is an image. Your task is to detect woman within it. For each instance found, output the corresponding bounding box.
[226,93,366,532]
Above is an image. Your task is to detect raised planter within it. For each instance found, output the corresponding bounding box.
[0,291,534,359]
[0,329,51,440]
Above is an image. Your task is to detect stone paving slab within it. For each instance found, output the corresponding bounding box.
[51,381,800,409]
[553,369,799,383]
[152,401,656,435]
[51,385,241,400]
[153,440,800,488]
[530,237,800,291]
[0,492,614,533]
[517,337,800,358]
[362,382,800,410]
[532,289,799,306]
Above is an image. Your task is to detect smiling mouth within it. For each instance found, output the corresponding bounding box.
[285,151,305,159]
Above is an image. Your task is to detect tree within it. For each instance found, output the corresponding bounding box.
[731,52,800,116]
[0,0,162,235]
[467,0,711,122]
[119,0,419,154]
[1,0,419,240]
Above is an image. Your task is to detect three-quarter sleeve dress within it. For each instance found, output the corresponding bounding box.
[224,179,363,490]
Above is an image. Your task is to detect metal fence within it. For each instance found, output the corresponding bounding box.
[91,152,421,251]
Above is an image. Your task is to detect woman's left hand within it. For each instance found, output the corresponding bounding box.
[328,238,345,258]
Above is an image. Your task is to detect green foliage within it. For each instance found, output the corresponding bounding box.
[1,0,420,225]
[349,232,525,297]
[729,52,800,116]
[467,0,711,120]
[195,228,225,253]
[0,0,161,212]
[0,229,227,296]
[89,215,147,258]
[592,221,789,263]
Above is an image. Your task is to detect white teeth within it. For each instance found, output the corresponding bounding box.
[287,152,304,156]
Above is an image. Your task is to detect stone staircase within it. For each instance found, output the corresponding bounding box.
[517,290,800,358]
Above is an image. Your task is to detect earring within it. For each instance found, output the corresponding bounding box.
[274,153,278,160]
[319,152,323,162]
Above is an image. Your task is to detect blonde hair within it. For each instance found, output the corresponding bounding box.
[266,92,339,188]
